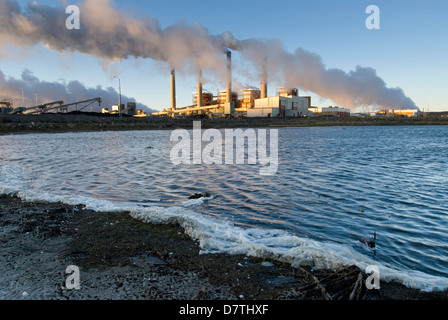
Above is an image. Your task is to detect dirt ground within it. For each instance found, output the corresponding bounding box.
[1,194,447,301]
[1,113,448,135]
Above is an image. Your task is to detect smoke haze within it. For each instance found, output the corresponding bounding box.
[0,0,417,110]
[0,69,156,113]
[238,40,417,109]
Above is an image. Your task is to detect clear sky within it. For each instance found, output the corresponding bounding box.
[1,0,447,112]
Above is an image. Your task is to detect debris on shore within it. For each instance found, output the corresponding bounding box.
[188,191,212,200]
[1,194,447,300]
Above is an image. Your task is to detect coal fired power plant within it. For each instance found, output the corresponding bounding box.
[152,50,313,119]
[0,0,421,119]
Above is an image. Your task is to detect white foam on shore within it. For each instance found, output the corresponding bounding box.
[1,163,447,292]
[0,164,27,195]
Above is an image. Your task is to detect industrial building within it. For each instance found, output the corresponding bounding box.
[151,51,315,119]
[0,99,26,114]
[103,102,137,116]
[0,95,148,117]
[240,89,261,110]
[309,106,351,117]
[0,98,102,115]
[376,109,419,117]
[153,51,236,118]
[322,106,351,117]
[245,88,313,118]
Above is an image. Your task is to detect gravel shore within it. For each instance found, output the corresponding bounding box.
[1,194,447,301]
[1,113,448,135]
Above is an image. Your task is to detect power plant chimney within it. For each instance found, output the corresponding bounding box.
[226,51,232,103]
[261,81,267,99]
[197,69,203,108]
[170,69,176,110]
[261,61,267,99]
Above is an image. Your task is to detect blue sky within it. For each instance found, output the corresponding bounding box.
[1,0,447,112]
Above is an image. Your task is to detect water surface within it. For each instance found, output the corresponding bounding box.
[1,125,447,290]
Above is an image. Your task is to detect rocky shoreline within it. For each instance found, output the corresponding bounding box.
[1,194,447,301]
[1,113,448,134]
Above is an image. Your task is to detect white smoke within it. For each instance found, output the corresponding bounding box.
[0,0,234,72]
[237,39,418,110]
[0,0,417,110]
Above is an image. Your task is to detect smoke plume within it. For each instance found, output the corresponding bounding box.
[237,39,417,109]
[0,0,417,110]
[0,69,156,113]
[0,0,234,73]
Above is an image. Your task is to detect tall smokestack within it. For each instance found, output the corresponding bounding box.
[170,69,176,110]
[197,69,203,108]
[226,51,232,103]
[261,82,267,99]
[261,60,267,99]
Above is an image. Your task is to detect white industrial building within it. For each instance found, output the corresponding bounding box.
[309,106,351,117]
[246,88,313,118]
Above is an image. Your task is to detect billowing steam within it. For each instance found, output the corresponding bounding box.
[238,40,417,109]
[0,68,156,113]
[0,0,417,110]
[0,0,234,73]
